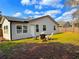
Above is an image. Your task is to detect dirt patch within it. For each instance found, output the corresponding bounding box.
[0,43,79,59]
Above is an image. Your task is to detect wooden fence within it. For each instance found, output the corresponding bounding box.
[59,27,79,33]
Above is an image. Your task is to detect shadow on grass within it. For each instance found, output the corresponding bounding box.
[54,32,64,35]
[0,42,79,59]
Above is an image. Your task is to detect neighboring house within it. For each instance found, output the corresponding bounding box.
[63,22,72,28]
[0,15,59,40]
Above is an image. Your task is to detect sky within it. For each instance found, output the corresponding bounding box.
[0,0,78,21]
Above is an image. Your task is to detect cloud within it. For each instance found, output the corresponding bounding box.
[21,0,30,5]
[23,8,62,19]
[21,0,62,5]
[55,16,62,20]
[33,15,44,18]
[55,8,78,21]
[24,9,33,14]
[31,0,37,4]
[56,15,73,21]
[63,8,78,16]
[21,0,64,9]
[35,5,43,9]
[21,0,37,5]
[33,10,61,18]
[24,9,61,19]
[45,10,61,15]
[52,3,64,8]
[24,9,44,15]
[13,12,21,17]
[35,12,40,14]
[40,0,64,9]
[40,0,61,5]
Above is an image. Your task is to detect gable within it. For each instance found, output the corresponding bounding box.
[29,15,59,26]
[0,16,10,25]
[0,16,4,24]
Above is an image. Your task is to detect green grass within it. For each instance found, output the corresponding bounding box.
[0,32,79,54]
[49,32,79,46]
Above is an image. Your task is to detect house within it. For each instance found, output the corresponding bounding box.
[0,15,59,40]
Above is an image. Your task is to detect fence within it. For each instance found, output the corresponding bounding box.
[59,27,79,33]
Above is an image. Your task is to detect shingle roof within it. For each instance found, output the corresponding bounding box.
[4,16,28,22]
[3,15,59,25]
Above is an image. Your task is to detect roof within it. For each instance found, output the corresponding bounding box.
[2,15,59,25]
[4,16,28,23]
[28,15,59,25]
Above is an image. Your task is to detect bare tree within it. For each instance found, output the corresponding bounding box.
[57,20,66,27]
[65,0,79,7]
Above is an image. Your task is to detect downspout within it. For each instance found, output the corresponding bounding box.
[10,22,12,40]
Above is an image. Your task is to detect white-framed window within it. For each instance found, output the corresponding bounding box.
[16,25,22,34]
[4,25,8,34]
[23,26,27,33]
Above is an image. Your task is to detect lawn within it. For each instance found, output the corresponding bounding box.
[50,32,79,46]
[1,32,79,45]
[0,32,79,59]
[0,32,79,51]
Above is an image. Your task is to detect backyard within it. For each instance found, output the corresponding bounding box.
[0,32,79,59]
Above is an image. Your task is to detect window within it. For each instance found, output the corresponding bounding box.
[23,26,27,33]
[4,25,8,34]
[54,26,56,30]
[16,25,22,34]
[43,25,46,31]
[36,25,39,32]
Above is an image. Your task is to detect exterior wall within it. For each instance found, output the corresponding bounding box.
[2,18,11,40]
[11,22,31,40]
[29,17,59,36]
[11,17,59,40]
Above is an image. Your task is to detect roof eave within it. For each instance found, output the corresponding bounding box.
[8,20,29,23]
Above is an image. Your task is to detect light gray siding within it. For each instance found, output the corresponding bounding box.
[11,23,31,40]
[29,17,59,35]
[11,17,59,40]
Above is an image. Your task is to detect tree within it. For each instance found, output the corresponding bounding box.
[65,0,79,25]
[65,0,79,7]
[65,0,79,17]
[57,20,66,27]
[63,21,72,28]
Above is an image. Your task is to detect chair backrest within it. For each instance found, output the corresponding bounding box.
[51,32,54,35]
[40,32,45,34]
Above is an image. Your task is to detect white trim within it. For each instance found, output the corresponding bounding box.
[16,24,28,35]
[23,25,28,33]
[16,25,22,34]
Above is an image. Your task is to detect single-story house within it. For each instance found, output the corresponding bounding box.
[0,15,59,40]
